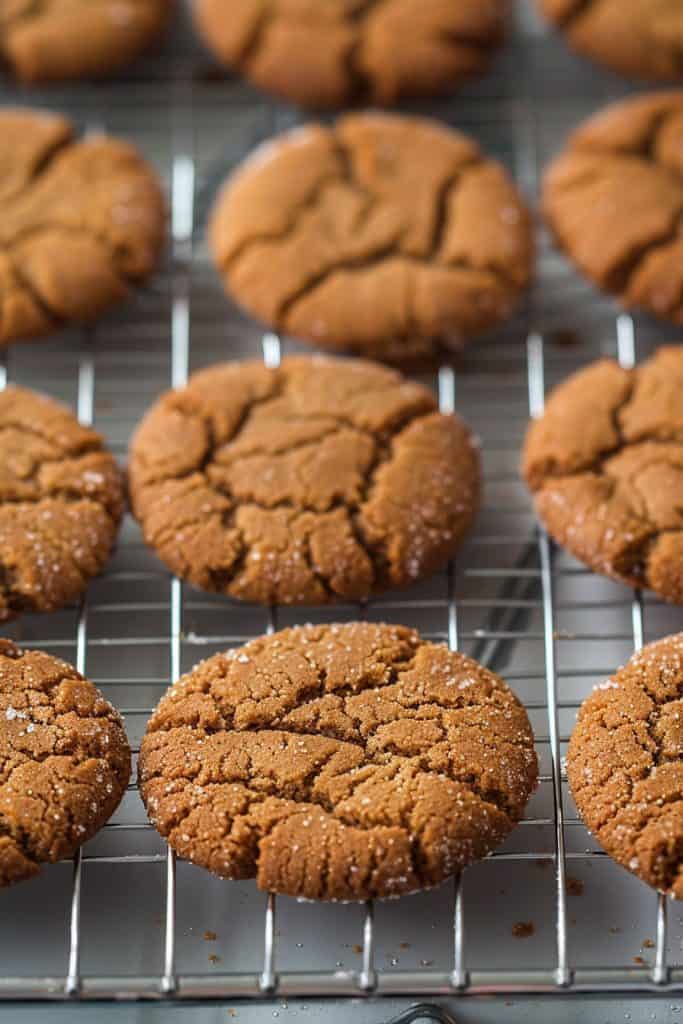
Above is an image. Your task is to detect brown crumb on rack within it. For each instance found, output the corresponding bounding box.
[567,876,584,897]
[352,944,363,955]
[643,938,655,949]
[227,1009,238,1019]
[512,921,535,939]
[208,954,221,965]
[204,930,217,941]
[633,956,646,965]
[399,942,410,950]
[549,328,581,348]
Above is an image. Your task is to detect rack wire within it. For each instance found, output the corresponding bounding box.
[0,0,682,1011]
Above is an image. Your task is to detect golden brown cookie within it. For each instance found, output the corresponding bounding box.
[139,622,538,900]
[0,639,130,888]
[1,1,171,84]
[129,355,480,605]
[568,633,683,898]
[538,0,683,82]
[0,385,124,621]
[192,0,507,109]
[209,113,534,365]
[543,92,683,325]
[0,108,166,347]
[523,346,683,604]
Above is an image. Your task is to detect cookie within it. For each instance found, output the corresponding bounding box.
[139,622,538,900]
[209,113,534,364]
[1,1,171,84]
[537,0,683,82]
[129,355,480,605]
[523,346,683,604]
[0,385,124,621]
[0,639,130,887]
[568,633,683,898]
[192,0,507,110]
[0,108,165,347]
[543,92,683,326]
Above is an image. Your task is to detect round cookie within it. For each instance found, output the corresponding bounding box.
[139,622,538,901]
[0,385,124,622]
[192,0,507,110]
[523,346,683,604]
[128,355,480,605]
[209,113,534,364]
[543,92,683,325]
[1,1,171,84]
[537,0,683,82]
[0,639,130,888]
[568,633,683,898]
[0,108,166,347]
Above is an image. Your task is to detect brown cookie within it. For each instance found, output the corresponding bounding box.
[1,1,171,84]
[129,355,480,605]
[139,622,538,901]
[209,113,534,365]
[0,639,131,888]
[0,108,166,347]
[192,0,507,110]
[568,633,683,898]
[538,0,683,82]
[523,346,683,604]
[543,92,683,326]
[0,385,124,621]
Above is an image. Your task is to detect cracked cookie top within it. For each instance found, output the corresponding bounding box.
[0,108,165,347]
[538,0,683,81]
[0,639,130,888]
[192,0,507,110]
[568,633,683,898]
[128,355,480,605]
[139,622,538,901]
[1,1,171,84]
[523,346,683,604]
[0,385,124,622]
[209,113,534,364]
[543,92,683,325]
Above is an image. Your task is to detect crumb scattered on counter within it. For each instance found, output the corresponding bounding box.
[567,876,584,896]
[208,954,221,965]
[204,930,217,941]
[643,938,655,949]
[512,921,535,938]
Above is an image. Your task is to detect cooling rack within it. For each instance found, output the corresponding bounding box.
[1,1,683,1015]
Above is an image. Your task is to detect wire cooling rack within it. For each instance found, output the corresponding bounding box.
[1,0,683,1012]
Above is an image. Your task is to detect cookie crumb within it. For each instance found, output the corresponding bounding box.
[204,931,217,941]
[512,921,535,939]
[567,876,584,897]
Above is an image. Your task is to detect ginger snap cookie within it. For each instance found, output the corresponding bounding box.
[139,622,538,900]
[0,639,130,888]
[0,108,165,347]
[1,1,171,84]
[209,113,534,364]
[0,385,124,622]
[568,633,683,898]
[192,0,507,110]
[543,92,683,326]
[523,346,683,604]
[538,1,683,82]
[129,355,480,605]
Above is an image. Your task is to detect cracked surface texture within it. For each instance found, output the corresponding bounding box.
[523,346,683,605]
[209,113,534,364]
[0,108,165,347]
[0,385,124,621]
[543,92,683,326]
[538,0,683,81]
[139,622,538,901]
[128,355,480,605]
[0,1,171,83]
[568,633,683,898]
[192,0,507,110]
[0,639,130,888]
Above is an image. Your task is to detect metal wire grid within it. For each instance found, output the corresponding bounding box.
[0,3,681,1008]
